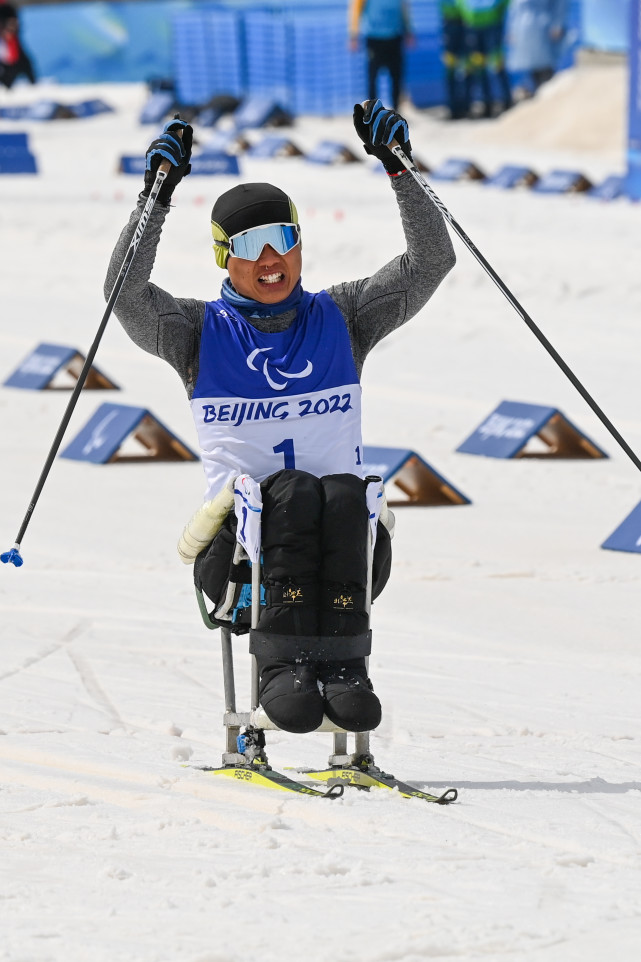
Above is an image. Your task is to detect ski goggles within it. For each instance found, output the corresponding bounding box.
[214,222,301,263]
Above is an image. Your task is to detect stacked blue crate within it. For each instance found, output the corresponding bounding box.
[405,1,446,108]
[244,11,293,112]
[173,8,244,106]
[292,10,367,115]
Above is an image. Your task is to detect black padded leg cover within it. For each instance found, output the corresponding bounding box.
[193,512,237,609]
[257,469,322,636]
[319,474,369,637]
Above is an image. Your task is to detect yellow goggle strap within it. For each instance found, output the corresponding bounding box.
[211,197,299,270]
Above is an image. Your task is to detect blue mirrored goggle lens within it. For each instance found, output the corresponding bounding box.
[229,223,300,261]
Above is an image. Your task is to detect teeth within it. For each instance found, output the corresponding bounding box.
[259,272,284,284]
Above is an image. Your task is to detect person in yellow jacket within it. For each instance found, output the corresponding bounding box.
[439,0,468,119]
[349,0,415,110]
[458,0,513,117]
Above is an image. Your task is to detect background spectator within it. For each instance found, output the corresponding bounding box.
[0,2,36,89]
[506,0,569,94]
[349,0,415,110]
[440,0,469,119]
[458,0,513,118]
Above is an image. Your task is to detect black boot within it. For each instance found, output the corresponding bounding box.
[318,658,381,732]
[257,657,324,734]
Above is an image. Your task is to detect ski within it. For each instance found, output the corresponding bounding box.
[193,764,343,798]
[298,766,458,804]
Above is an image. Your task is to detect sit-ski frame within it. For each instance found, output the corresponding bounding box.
[195,477,458,802]
[198,499,378,770]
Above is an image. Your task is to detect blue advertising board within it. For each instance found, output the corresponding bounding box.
[628,0,641,199]
[582,0,630,52]
[119,154,240,176]
[0,133,37,175]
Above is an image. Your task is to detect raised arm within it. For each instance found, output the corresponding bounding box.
[103,120,206,394]
[329,101,456,373]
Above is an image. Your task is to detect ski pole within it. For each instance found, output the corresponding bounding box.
[1,161,172,568]
[391,142,641,476]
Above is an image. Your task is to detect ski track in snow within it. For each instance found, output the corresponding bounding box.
[2,80,641,961]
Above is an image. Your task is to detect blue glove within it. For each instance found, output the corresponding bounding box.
[353,99,412,174]
[142,118,193,206]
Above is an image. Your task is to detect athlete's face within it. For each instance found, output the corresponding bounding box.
[227,243,302,304]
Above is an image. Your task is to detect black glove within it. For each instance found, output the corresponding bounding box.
[142,118,193,206]
[353,99,412,175]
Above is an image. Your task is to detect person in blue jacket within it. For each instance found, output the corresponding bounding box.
[349,0,415,110]
[506,0,569,92]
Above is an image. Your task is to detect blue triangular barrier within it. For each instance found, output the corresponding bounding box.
[20,100,61,121]
[589,175,626,201]
[119,153,240,176]
[532,170,593,194]
[201,129,249,154]
[194,95,242,128]
[484,166,539,189]
[3,343,118,391]
[247,136,304,158]
[60,403,198,464]
[430,158,485,182]
[233,98,293,131]
[139,91,175,124]
[456,401,608,460]
[0,99,112,121]
[602,502,641,554]
[0,133,37,174]
[362,445,470,506]
[70,99,114,119]
[306,141,360,165]
[0,105,30,120]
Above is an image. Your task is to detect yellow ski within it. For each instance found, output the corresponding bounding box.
[196,764,343,798]
[299,767,457,804]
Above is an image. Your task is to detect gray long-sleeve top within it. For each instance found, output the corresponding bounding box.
[105,172,456,397]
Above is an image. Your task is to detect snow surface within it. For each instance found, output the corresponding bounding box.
[1,78,641,962]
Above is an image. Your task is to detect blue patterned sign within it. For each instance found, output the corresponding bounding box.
[602,501,641,554]
[4,344,77,390]
[457,401,607,460]
[60,403,197,464]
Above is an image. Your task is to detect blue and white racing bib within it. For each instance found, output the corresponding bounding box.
[191,290,364,499]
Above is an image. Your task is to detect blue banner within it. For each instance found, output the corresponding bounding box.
[21,2,200,84]
[628,0,641,199]
[582,0,630,52]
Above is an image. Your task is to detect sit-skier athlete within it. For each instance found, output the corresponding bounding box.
[105,100,455,736]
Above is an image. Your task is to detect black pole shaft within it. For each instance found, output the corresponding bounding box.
[392,146,641,475]
[11,168,169,549]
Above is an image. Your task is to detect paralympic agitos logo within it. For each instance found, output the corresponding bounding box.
[246,347,313,391]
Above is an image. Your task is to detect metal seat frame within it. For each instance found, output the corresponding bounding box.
[197,509,377,770]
